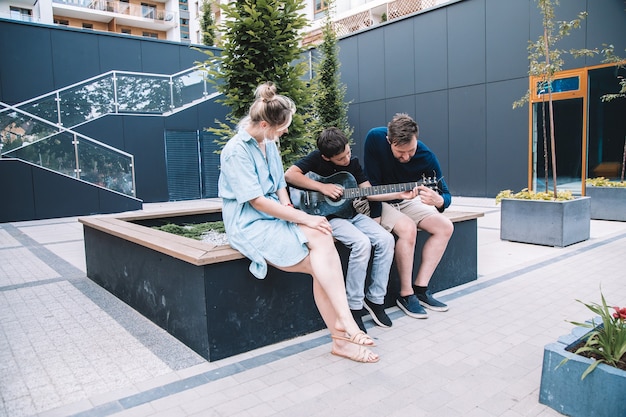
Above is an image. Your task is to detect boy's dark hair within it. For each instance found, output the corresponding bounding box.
[317,127,349,158]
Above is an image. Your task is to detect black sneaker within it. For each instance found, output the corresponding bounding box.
[363,298,392,328]
[351,309,367,333]
[396,295,428,319]
[416,290,449,312]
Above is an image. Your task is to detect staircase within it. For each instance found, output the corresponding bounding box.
[0,66,220,197]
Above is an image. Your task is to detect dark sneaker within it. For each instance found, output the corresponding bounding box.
[363,298,392,328]
[351,309,367,333]
[416,290,449,312]
[396,295,428,319]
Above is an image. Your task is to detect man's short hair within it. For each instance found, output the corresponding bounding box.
[387,113,419,145]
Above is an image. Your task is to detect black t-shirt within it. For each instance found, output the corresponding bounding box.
[293,150,382,218]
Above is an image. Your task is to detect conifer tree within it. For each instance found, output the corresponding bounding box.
[309,2,353,142]
[200,0,215,47]
[202,0,313,165]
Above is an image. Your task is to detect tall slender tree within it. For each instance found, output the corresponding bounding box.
[200,0,215,47]
[201,0,313,165]
[513,0,592,198]
[309,1,353,142]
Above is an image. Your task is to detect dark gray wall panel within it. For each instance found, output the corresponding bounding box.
[486,79,529,196]
[0,22,54,104]
[586,0,626,68]
[0,159,36,222]
[337,36,359,104]
[51,30,101,89]
[347,103,363,159]
[122,115,169,202]
[140,41,184,74]
[384,19,415,98]
[357,31,386,102]
[98,36,143,73]
[75,116,126,151]
[354,100,388,162]
[486,0,530,81]
[447,0,486,88]
[414,90,450,183]
[413,8,448,93]
[33,168,101,218]
[385,95,416,123]
[449,85,487,196]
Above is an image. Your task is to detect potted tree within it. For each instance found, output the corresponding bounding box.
[585,46,626,221]
[497,0,592,247]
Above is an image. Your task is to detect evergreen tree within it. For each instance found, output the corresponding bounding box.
[200,0,215,47]
[309,2,353,142]
[202,0,313,165]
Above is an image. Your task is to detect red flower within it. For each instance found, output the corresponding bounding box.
[613,306,626,320]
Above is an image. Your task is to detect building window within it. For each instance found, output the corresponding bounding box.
[54,18,69,25]
[314,0,328,13]
[179,0,188,12]
[143,31,158,38]
[121,28,131,34]
[10,6,32,22]
[82,23,94,30]
[141,3,156,19]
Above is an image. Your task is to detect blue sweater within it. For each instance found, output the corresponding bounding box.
[363,127,451,211]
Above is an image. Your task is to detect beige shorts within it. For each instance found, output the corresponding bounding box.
[379,199,437,232]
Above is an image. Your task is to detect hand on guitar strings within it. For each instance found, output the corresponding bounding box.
[319,182,344,201]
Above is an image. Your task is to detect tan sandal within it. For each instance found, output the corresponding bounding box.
[331,330,376,346]
[331,345,380,363]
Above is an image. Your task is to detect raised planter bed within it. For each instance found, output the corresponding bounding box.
[586,186,626,222]
[539,325,626,417]
[500,197,591,247]
[79,205,483,361]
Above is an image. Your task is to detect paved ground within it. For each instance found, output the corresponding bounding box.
[1,197,625,417]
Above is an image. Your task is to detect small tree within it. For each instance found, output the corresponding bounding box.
[513,0,593,198]
[308,1,353,142]
[200,0,313,166]
[200,0,216,47]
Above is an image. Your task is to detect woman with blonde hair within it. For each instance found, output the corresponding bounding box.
[219,82,379,363]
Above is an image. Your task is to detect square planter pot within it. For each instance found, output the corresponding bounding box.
[500,197,590,247]
[586,186,626,221]
[539,326,626,417]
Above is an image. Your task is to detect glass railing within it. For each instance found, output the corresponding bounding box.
[0,102,136,196]
[11,67,216,129]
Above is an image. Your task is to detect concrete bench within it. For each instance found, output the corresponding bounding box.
[79,205,482,362]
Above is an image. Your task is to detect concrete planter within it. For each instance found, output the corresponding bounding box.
[586,186,626,221]
[539,326,626,417]
[500,197,590,247]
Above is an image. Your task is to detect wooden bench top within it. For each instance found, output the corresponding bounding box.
[79,206,483,266]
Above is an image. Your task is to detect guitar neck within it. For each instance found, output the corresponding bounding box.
[343,182,422,199]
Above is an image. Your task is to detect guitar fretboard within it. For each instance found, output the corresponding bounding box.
[343,182,423,199]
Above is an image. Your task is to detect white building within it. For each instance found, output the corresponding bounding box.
[0,0,451,45]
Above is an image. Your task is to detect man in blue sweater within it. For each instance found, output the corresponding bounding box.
[363,113,453,319]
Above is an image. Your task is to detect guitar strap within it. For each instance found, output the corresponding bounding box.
[352,197,370,216]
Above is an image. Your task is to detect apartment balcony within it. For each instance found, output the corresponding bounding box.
[52,0,177,32]
[304,0,441,45]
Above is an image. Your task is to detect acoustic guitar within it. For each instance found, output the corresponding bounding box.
[289,171,439,218]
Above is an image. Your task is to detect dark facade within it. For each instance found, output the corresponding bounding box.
[1,0,626,221]
[339,0,626,197]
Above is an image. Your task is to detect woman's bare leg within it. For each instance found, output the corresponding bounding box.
[276,226,378,361]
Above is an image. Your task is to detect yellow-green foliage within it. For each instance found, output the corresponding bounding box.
[586,177,626,188]
[495,188,574,204]
[153,221,225,240]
